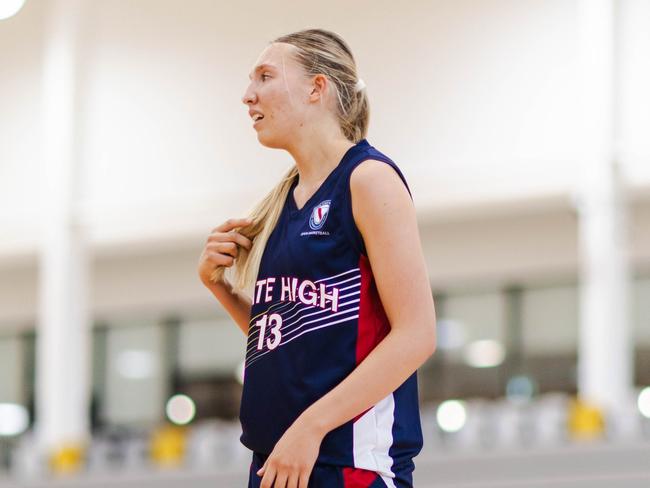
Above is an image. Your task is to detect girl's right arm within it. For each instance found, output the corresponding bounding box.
[203,279,252,336]
[198,218,254,336]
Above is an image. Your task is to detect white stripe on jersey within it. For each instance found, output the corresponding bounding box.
[314,267,359,283]
[353,393,397,483]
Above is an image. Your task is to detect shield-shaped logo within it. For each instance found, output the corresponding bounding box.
[309,200,331,230]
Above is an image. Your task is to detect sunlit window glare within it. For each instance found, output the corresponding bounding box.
[0,403,29,436]
[166,394,196,425]
[116,350,156,379]
[463,339,506,368]
[436,318,467,351]
[0,0,26,21]
[638,387,650,419]
[436,400,467,433]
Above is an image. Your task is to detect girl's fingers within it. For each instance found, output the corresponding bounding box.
[206,230,252,251]
[206,223,253,250]
[208,241,237,258]
[208,252,234,267]
[260,465,277,488]
[287,472,299,488]
[298,471,310,488]
[273,470,289,488]
[213,217,253,233]
[228,230,253,250]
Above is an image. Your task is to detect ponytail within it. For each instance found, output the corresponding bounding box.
[210,165,299,294]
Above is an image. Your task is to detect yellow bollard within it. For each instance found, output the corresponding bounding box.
[149,424,187,468]
[49,442,86,475]
[567,396,605,441]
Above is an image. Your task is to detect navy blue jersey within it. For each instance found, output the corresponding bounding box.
[239,138,423,485]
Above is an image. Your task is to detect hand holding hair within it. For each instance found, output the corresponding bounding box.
[197,217,254,286]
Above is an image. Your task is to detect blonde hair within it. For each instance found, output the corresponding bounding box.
[210,28,369,294]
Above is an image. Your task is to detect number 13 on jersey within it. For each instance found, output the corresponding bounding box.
[255,313,282,351]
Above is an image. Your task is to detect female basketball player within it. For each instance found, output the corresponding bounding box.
[198,29,436,488]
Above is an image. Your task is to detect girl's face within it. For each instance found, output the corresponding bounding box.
[242,42,314,148]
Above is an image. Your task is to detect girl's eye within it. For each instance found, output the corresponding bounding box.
[261,74,270,81]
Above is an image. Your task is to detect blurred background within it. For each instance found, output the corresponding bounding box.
[1,0,649,486]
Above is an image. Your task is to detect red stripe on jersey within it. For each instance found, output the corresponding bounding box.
[352,254,391,423]
[356,254,391,363]
[342,466,379,487]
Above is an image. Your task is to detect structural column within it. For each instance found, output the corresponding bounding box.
[575,0,634,416]
[35,0,91,458]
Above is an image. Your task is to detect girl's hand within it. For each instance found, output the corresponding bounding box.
[257,416,326,488]
[197,217,253,286]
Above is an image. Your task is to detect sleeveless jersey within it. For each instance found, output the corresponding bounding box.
[238,138,423,484]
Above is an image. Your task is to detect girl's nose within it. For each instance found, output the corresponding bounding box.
[242,87,256,105]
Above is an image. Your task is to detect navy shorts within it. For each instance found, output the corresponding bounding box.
[247,451,414,488]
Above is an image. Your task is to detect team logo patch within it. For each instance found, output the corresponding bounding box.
[309,200,331,230]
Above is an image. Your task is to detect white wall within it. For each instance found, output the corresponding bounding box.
[0,0,45,254]
[2,0,650,258]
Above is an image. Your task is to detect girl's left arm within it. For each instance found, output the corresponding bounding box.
[300,159,437,435]
[256,159,436,486]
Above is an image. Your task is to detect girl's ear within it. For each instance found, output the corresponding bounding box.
[309,74,328,102]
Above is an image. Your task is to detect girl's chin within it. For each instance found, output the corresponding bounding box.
[256,132,283,149]
[257,131,278,148]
